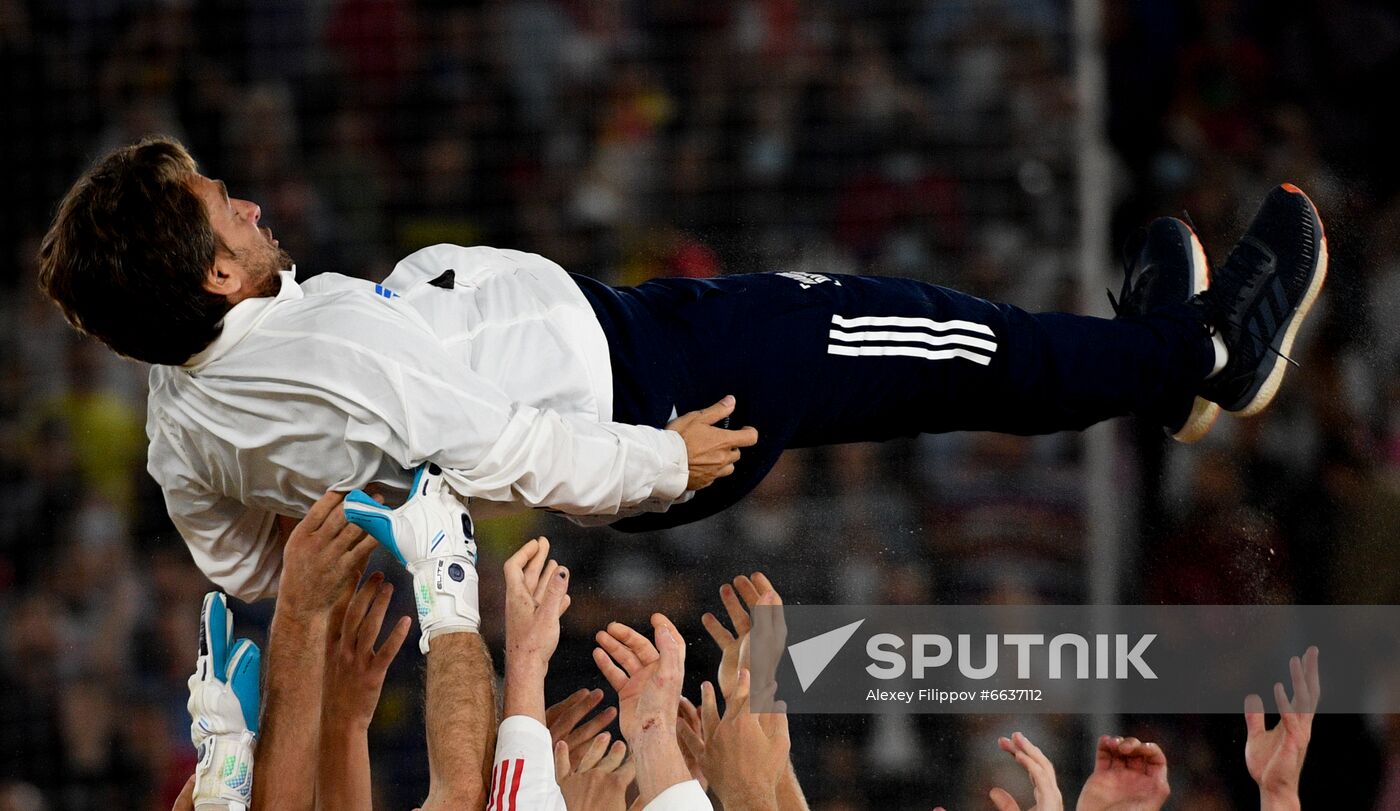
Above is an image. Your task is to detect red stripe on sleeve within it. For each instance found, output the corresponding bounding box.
[507,758,525,811]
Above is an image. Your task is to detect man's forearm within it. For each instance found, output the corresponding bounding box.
[633,728,695,809]
[253,610,330,811]
[317,722,373,811]
[423,632,497,811]
[502,656,547,723]
[1260,789,1302,811]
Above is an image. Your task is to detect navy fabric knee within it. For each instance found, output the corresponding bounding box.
[572,272,1213,531]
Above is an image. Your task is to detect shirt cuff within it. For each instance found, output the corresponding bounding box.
[643,779,712,811]
[653,429,690,501]
[496,715,553,758]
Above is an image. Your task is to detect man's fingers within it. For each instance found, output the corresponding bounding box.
[522,537,551,591]
[733,575,761,608]
[579,732,611,771]
[726,667,752,715]
[539,566,570,619]
[679,695,702,732]
[547,688,600,733]
[303,490,347,531]
[719,584,751,637]
[1016,731,1046,758]
[988,787,1022,811]
[592,647,629,693]
[1244,694,1266,736]
[1273,680,1293,715]
[655,623,683,683]
[554,740,571,783]
[598,739,628,773]
[359,582,395,656]
[567,706,618,749]
[526,552,554,598]
[546,688,588,728]
[677,713,705,758]
[504,538,541,577]
[694,395,737,426]
[345,530,379,572]
[699,680,721,740]
[597,628,644,675]
[728,426,759,448]
[1304,646,1321,706]
[1289,655,1309,709]
[342,572,384,648]
[701,612,736,650]
[608,621,661,666]
[373,615,412,671]
[533,560,561,603]
[751,571,780,601]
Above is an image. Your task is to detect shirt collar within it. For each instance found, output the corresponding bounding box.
[183,267,303,372]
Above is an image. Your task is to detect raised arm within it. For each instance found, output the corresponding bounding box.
[253,491,378,811]
[317,571,411,811]
[1246,647,1320,811]
[344,463,496,810]
[593,614,710,811]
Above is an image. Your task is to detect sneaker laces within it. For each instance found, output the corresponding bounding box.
[1106,227,1149,316]
[1197,237,1300,368]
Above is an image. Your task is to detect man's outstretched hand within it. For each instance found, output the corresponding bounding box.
[1075,736,1170,811]
[667,395,759,491]
[1246,646,1319,811]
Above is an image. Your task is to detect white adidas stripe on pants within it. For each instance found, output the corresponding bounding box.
[826,314,998,366]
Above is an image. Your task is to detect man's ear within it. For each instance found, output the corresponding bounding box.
[203,255,242,299]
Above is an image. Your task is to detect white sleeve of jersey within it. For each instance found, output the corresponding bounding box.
[158,473,281,602]
[643,780,714,811]
[488,716,568,811]
[297,294,690,516]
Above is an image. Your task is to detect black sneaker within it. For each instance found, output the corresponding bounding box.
[1112,216,1220,443]
[1196,184,1329,416]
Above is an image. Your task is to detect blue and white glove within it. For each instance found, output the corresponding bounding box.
[187,592,260,811]
[344,463,480,653]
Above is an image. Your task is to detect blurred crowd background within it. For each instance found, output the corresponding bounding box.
[4,0,1400,808]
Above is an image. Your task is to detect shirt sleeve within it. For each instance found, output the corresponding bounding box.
[298,295,689,516]
[156,472,282,602]
[643,780,713,811]
[488,716,567,811]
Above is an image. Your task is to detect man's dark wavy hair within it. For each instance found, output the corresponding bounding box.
[38,137,230,365]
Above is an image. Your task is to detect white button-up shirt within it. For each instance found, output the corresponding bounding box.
[146,245,689,600]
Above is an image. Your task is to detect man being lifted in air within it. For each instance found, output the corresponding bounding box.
[38,138,1326,600]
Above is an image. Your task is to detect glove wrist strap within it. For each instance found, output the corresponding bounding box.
[409,556,480,653]
[194,731,255,810]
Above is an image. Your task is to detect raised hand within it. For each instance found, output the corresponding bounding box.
[697,670,789,811]
[593,614,693,808]
[1246,647,1319,808]
[554,734,635,811]
[503,537,572,722]
[1075,736,1169,811]
[988,732,1063,811]
[547,688,619,770]
[593,614,686,744]
[676,695,708,790]
[325,571,412,731]
[700,572,785,701]
[279,490,378,620]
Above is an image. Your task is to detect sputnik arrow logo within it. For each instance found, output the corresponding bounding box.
[787,619,865,691]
